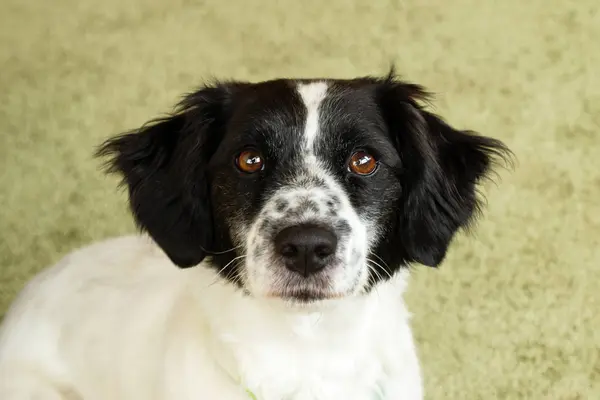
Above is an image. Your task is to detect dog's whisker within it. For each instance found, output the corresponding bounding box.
[367,257,392,280]
[201,244,243,255]
[224,259,246,287]
[366,261,384,284]
[208,255,247,287]
[364,264,383,299]
[368,252,391,271]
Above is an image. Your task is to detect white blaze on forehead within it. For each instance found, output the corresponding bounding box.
[297,81,328,151]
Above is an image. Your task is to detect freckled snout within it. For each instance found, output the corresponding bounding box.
[274,224,338,277]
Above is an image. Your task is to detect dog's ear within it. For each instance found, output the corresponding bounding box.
[378,76,511,267]
[96,84,233,268]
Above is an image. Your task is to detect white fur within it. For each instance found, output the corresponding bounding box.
[0,235,423,399]
[297,81,328,151]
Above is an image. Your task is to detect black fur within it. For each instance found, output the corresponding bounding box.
[371,74,511,270]
[97,73,511,289]
[97,84,235,267]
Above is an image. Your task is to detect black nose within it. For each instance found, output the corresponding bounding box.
[274,224,338,277]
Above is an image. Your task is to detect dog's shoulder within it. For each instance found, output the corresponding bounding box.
[27,235,171,290]
[0,235,181,361]
[0,235,205,397]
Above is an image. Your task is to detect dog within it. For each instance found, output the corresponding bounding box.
[0,72,509,399]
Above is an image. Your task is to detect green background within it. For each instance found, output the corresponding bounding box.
[1,0,599,398]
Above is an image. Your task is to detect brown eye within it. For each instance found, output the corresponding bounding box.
[236,149,264,173]
[348,151,378,175]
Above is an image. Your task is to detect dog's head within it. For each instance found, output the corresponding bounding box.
[98,72,510,303]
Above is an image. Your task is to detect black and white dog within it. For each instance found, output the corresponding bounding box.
[0,72,509,399]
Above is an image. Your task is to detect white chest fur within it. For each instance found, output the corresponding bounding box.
[191,268,421,400]
[0,236,422,400]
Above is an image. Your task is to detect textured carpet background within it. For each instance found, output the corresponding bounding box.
[1,0,599,398]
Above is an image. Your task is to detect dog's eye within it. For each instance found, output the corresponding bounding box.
[348,151,378,176]
[236,149,264,173]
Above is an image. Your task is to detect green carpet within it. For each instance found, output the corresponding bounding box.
[1,0,599,398]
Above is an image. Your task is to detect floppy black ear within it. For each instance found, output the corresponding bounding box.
[378,77,511,267]
[96,84,232,268]
[403,111,510,267]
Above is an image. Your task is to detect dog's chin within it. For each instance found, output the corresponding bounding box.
[266,289,349,305]
[262,277,358,306]
[243,261,361,306]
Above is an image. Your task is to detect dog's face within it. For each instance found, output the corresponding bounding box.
[99,73,509,303]
[209,81,397,300]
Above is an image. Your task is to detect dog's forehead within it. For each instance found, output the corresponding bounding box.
[228,79,381,148]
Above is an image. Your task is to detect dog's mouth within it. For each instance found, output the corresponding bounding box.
[265,288,347,303]
[261,271,354,303]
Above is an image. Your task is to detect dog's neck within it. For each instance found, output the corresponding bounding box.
[190,264,410,349]
[195,266,408,338]
[184,267,411,396]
